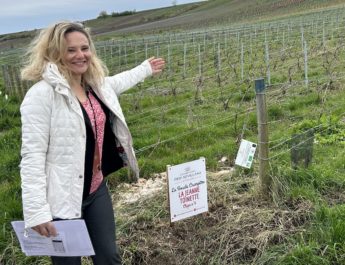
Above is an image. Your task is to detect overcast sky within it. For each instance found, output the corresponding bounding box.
[0,0,204,35]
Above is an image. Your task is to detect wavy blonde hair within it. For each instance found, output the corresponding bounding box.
[21,21,108,89]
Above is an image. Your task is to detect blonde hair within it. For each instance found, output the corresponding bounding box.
[21,21,108,89]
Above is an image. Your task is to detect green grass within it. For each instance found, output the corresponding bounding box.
[1,0,345,264]
[258,204,345,265]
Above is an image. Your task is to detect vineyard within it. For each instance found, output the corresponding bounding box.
[1,1,345,265]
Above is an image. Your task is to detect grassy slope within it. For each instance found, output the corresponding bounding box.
[1,0,344,47]
[90,0,345,38]
[1,0,345,264]
[86,2,204,35]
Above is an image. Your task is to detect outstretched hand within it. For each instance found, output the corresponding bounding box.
[148,57,165,75]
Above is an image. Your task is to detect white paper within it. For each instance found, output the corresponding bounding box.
[235,139,257,169]
[11,220,95,257]
[167,157,208,222]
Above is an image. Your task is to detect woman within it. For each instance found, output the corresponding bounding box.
[20,21,165,265]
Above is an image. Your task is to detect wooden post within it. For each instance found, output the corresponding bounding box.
[300,25,304,52]
[240,42,244,80]
[167,44,171,77]
[183,43,187,79]
[304,41,308,87]
[195,44,203,104]
[198,43,202,77]
[217,43,221,86]
[124,45,127,67]
[156,45,159,58]
[13,66,24,99]
[255,78,270,196]
[322,20,326,48]
[264,33,271,86]
[145,43,148,59]
[134,45,137,65]
[9,65,17,97]
[118,45,121,71]
[1,65,11,96]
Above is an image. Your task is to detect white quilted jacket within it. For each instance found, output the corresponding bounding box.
[20,60,152,228]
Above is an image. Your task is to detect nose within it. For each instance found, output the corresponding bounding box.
[76,49,84,57]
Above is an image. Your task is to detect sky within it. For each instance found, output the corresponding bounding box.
[0,0,204,35]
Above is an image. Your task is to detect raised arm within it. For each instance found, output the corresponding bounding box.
[105,57,165,96]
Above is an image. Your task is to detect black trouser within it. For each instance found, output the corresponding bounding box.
[51,181,122,265]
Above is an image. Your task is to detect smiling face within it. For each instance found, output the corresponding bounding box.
[63,31,91,80]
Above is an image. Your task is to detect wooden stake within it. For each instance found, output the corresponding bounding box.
[255,78,270,196]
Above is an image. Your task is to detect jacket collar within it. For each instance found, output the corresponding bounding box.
[42,62,71,96]
[42,62,105,99]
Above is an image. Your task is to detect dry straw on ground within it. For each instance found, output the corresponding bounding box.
[112,169,313,265]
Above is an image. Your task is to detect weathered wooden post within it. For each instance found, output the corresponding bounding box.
[1,65,11,96]
[13,66,24,99]
[183,43,187,79]
[264,33,271,86]
[303,41,308,87]
[255,78,271,195]
[9,65,17,97]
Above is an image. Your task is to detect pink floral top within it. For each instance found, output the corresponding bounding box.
[81,92,106,193]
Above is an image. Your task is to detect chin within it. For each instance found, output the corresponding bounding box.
[72,68,88,76]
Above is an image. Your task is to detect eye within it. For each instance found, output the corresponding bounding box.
[82,46,89,51]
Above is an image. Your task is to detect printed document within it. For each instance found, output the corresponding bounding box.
[11,220,94,256]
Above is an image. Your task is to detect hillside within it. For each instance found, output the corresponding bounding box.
[87,0,345,37]
[1,0,345,49]
[1,0,345,264]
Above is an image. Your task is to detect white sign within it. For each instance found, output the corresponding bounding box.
[235,139,257,169]
[167,158,208,222]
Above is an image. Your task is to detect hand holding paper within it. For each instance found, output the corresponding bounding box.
[32,221,57,237]
[11,220,94,257]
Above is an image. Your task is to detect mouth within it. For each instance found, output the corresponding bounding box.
[72,61,88,66]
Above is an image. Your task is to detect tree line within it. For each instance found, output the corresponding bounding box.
[98,10,136,19]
